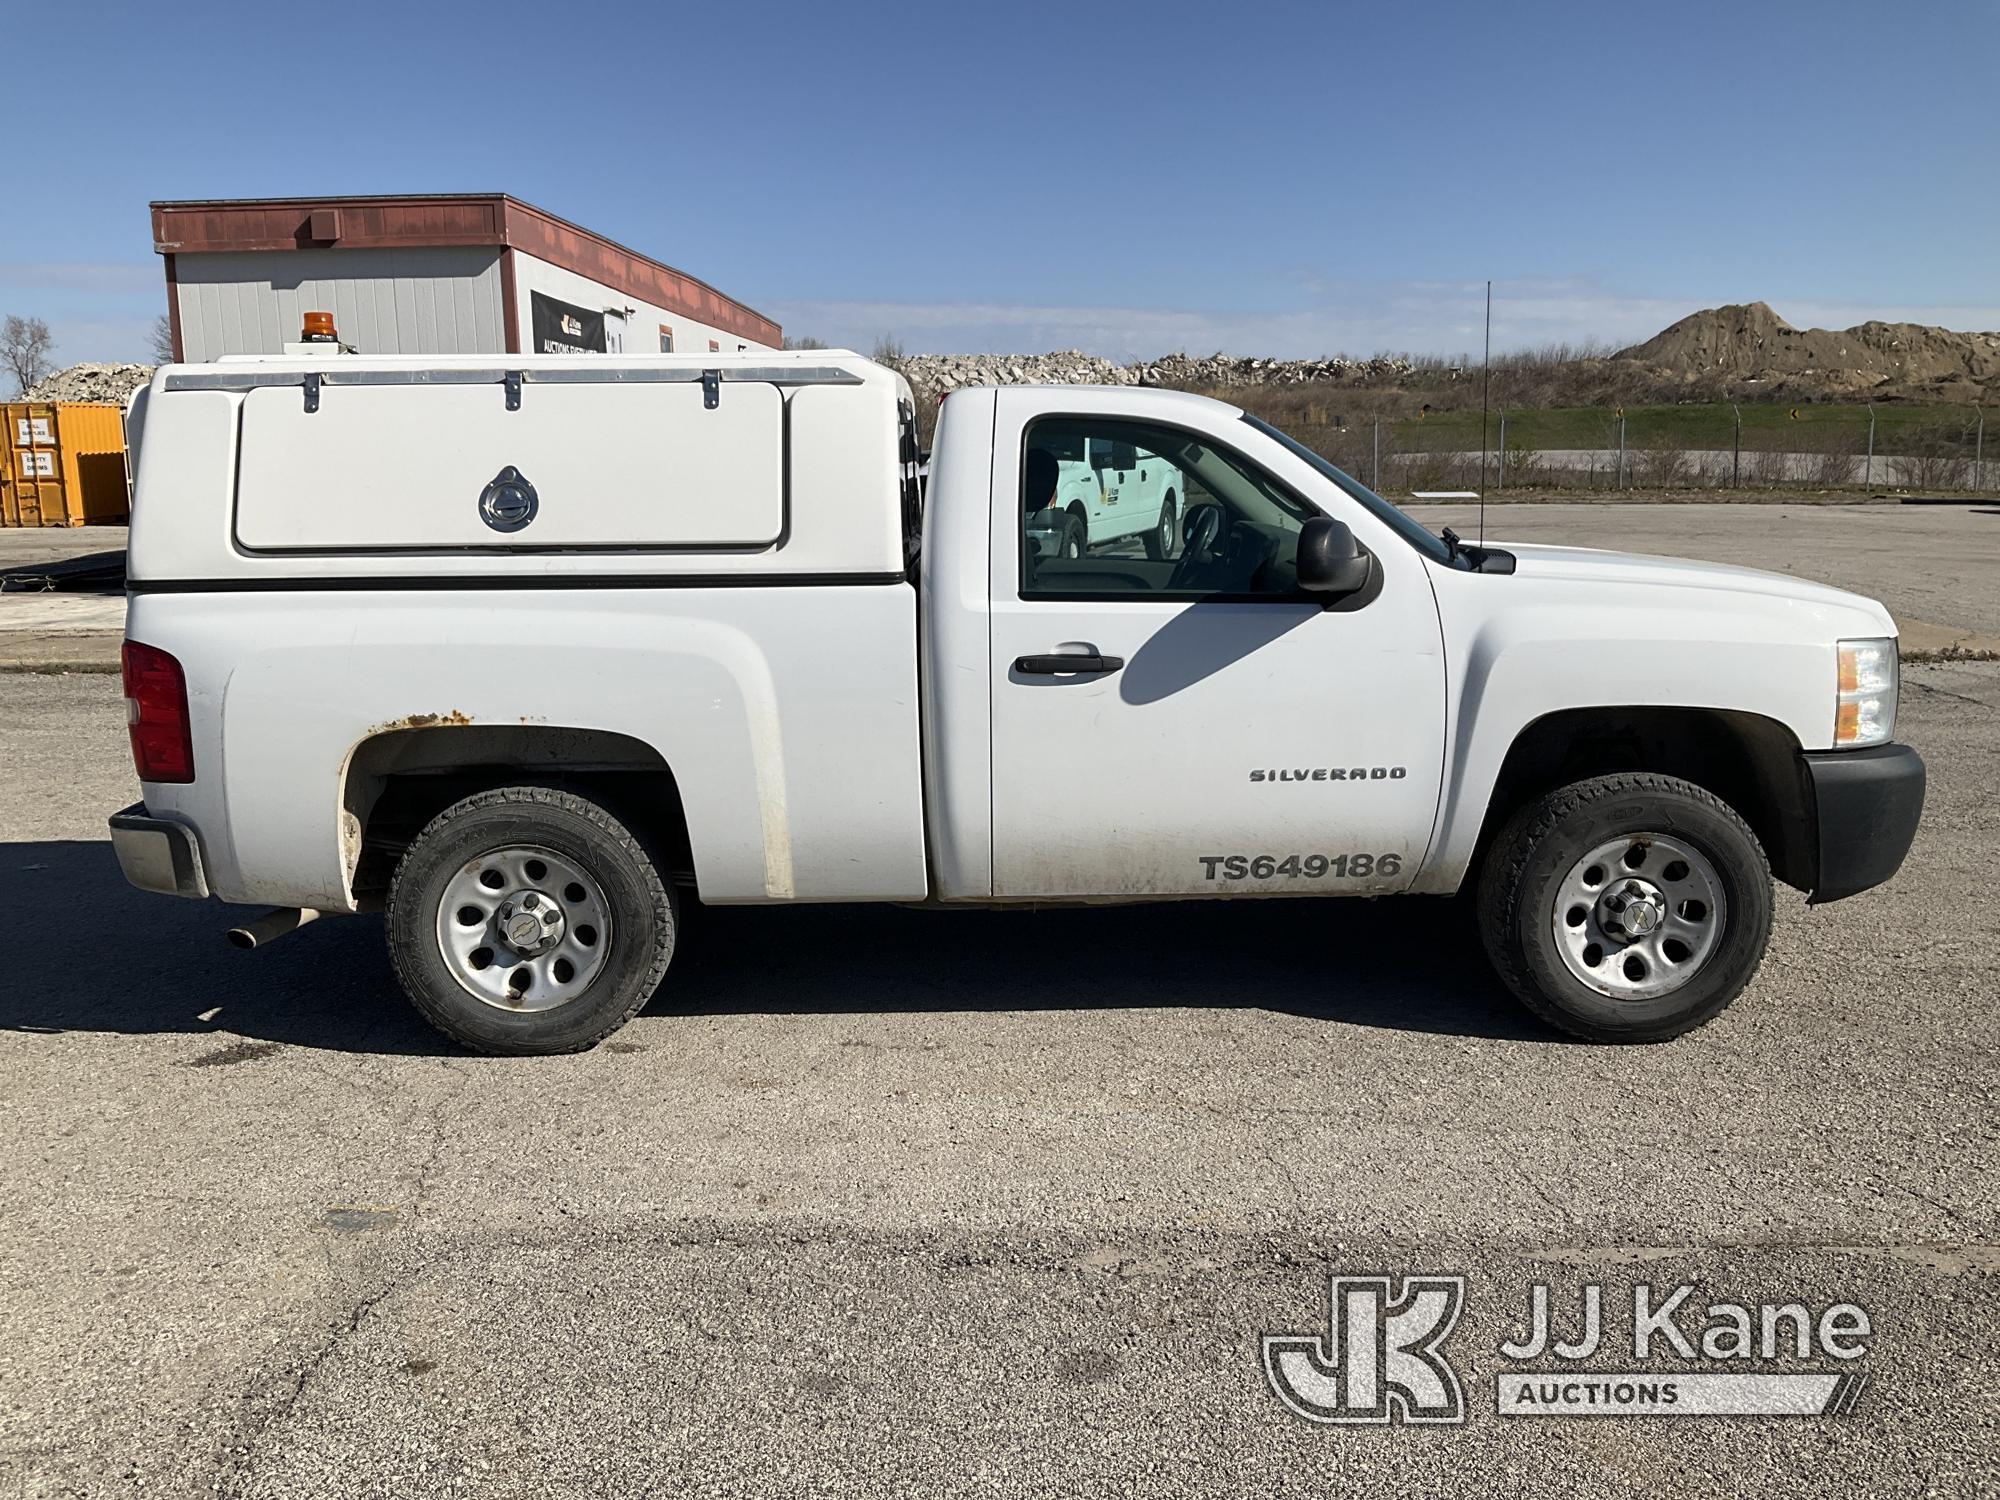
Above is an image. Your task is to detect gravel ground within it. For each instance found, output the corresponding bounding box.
[0,663,1994,1497]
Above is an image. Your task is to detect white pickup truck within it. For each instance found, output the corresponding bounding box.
[110,350,1924,1054]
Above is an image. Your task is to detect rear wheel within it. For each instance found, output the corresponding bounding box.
[1477,773,1771,1042]
[1144,491,1179,561]
[386,785,675,1055]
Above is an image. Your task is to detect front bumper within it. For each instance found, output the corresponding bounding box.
[1800,745,1925,904]
[109,802,209,899]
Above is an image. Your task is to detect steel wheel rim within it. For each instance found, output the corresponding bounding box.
[434,844,613,1013]
[1551,833,1726,1001]
[1159,501,1176,558]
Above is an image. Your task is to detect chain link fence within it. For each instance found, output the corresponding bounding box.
[1263,401,1994,496]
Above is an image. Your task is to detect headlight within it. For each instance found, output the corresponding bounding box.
[1835,638,1897,747]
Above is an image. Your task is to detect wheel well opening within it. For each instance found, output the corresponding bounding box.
[1476,707,1815,891]
[342,725,694,903]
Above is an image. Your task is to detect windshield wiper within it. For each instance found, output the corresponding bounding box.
[1440,526,1462,561]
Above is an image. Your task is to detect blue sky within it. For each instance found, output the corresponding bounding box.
[4,0,1996,365]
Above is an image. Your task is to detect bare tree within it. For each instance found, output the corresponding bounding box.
[870,334,905,368]
[2,315,56,395]
[782,334,829,351]
[148,313,176,365]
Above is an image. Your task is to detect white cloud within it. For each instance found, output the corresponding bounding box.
[767,281,2000,360]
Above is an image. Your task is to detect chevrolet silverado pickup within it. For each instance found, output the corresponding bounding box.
[109,350,1924,1053]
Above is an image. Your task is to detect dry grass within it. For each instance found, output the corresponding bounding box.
[1892,430,1974,489]
[1635,442,1696,488]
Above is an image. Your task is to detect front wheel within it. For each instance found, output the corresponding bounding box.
[386,785,676,1054]
[1477,773,1771,1042]
[1058,512,1086,560]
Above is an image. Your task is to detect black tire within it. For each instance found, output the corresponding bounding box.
[1476,773,1771,1042]
[1144,491,1178,561]
[1059,512,1086,560]
[386,785,676,1055]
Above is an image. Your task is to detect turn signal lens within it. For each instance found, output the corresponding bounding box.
[1834,638,1896,748]
[122,640,195,783]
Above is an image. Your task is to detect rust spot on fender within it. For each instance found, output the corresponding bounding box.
[369,709,474,733]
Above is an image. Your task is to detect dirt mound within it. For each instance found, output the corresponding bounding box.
[22,363,154,404]
[1617,303,2000,400]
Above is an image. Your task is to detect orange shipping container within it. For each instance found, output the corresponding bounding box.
[1,402,130,526]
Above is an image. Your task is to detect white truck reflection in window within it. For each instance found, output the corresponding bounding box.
[1026,429,1185,563]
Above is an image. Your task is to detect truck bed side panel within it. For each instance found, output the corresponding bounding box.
[127,584,928,909]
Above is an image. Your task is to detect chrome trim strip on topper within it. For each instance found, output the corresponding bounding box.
[162,365,865,393]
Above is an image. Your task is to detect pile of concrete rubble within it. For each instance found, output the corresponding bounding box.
[23,363,155,404]
[893,350,1423,394]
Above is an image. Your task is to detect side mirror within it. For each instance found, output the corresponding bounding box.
[1296,516,1371,595]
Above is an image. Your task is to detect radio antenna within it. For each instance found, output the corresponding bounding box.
[1478,279,1492,548]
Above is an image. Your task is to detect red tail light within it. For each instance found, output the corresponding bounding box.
[122,641,195,783]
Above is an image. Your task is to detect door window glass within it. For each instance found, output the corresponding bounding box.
[1020,416,1322,599]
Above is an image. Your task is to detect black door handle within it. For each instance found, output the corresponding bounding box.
[1014,653,1124,675]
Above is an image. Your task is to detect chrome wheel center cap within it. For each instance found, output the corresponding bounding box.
[496,890,565,956]
[1598,879,1665,938]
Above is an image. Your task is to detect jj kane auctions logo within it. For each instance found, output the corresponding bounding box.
[1264,1275,1873,1424]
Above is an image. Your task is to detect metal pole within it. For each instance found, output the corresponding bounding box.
[1497,412,1507,489]
[1478,278,1491,546]
[1976,409,1985,490]
[1731,404,1741,489]
[1373,418,1381,491]
[1617,416,1626,489]
[1864,405,1875,488]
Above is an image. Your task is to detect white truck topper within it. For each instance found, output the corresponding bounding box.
[126,350,915,585]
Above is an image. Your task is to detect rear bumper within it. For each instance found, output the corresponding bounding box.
[1800,745,1925,904]
[109,802,210,899]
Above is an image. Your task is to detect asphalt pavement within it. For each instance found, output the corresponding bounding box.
[1,660,1994,1497]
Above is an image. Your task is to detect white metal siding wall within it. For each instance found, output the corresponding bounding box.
[510,251,771,356]
[173,247,506,360]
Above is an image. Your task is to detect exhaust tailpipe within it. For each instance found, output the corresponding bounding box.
[226,907,322,950]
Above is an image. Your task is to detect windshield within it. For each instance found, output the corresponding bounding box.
[1242,415,1453,564]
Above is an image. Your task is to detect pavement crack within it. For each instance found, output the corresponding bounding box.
[1256,1125,1308,1210]
[220,1278,400,1494]
[1906,678,1993,709]
[211,1071,466,1492]
[1512,1157,1572,1228]
[1891,1180,1974,1230]
[411,1060,474,1224]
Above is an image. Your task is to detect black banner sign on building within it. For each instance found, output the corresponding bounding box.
[530,292,606,354]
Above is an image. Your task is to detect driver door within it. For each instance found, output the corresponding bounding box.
[986,391,1446,899]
